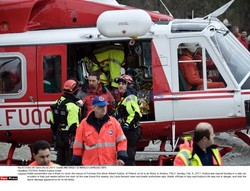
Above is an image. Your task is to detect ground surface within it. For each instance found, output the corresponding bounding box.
[0,132,249,166]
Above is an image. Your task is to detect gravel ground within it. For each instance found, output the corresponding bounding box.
[214,132,250,166]
[0,131,249,166]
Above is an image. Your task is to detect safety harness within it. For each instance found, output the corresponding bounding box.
[50,97,73,131]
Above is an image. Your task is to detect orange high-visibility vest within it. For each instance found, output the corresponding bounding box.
[73,116,127,165]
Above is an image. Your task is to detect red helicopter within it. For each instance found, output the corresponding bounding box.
[0,0,249,165]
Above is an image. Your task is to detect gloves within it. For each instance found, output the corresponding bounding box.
[71,155,82,165]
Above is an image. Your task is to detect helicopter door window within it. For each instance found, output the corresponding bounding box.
[0,57,22,94]
[178,43,226,91]
[141,41,152,79]
[43,56,61,93]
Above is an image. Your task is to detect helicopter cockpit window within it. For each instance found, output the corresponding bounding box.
[43,56,61,93]
[178,43,226,91]
[211,31,250,89]
[0,57,22,94]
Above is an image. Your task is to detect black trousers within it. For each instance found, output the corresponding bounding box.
[55,131,73,166]
[124,127,141,166]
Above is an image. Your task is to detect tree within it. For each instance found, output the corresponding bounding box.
[117,0,250,33]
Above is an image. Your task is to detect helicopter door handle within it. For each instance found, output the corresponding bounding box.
[29,96,35,103]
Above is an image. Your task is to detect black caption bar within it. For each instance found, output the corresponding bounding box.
[0,176,18,180]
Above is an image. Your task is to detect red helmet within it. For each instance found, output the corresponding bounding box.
[63,79,79,94]
[118,75,134,84]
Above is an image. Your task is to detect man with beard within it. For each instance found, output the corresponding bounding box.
[81,72,115,118]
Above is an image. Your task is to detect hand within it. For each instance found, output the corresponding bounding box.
[116,159,125,166]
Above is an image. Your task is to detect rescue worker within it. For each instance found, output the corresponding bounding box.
[114,74,142,166]
[174,122,222,166]
[93,44,125,88]
[72,96,127,165]
[50,79,81,165]
[81,56,109,86]
[29,140,59,166]
[179,44,225,91]
[82,72,115,118]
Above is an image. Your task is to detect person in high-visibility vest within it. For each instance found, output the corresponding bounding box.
[174,122,222,166]
[114,75,142,166]
[50,79,81,165]
[94,45,125,88]
[29,140,59,166]
[72,96,127,165]
[82,56,109,86]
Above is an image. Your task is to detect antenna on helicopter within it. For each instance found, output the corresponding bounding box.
[159,0,173,17]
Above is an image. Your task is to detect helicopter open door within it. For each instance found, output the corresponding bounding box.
[170,37,245,133]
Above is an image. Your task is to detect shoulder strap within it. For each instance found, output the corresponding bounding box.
[57,97,75,108]
[211,148,220,166]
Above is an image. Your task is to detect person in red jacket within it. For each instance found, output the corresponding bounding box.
[29,140,59,166]
[238,30,248,50]
[232,26,240,38]
[72,96,127,165]
[179,45,225,91]
[81,72,115,118]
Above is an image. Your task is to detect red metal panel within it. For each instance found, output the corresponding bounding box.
[151,43,171,94]
[0,0,173,34]
[0,46,37,103]
[0,128,52,144]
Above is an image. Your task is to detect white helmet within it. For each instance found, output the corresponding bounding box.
[184,43,199,53]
